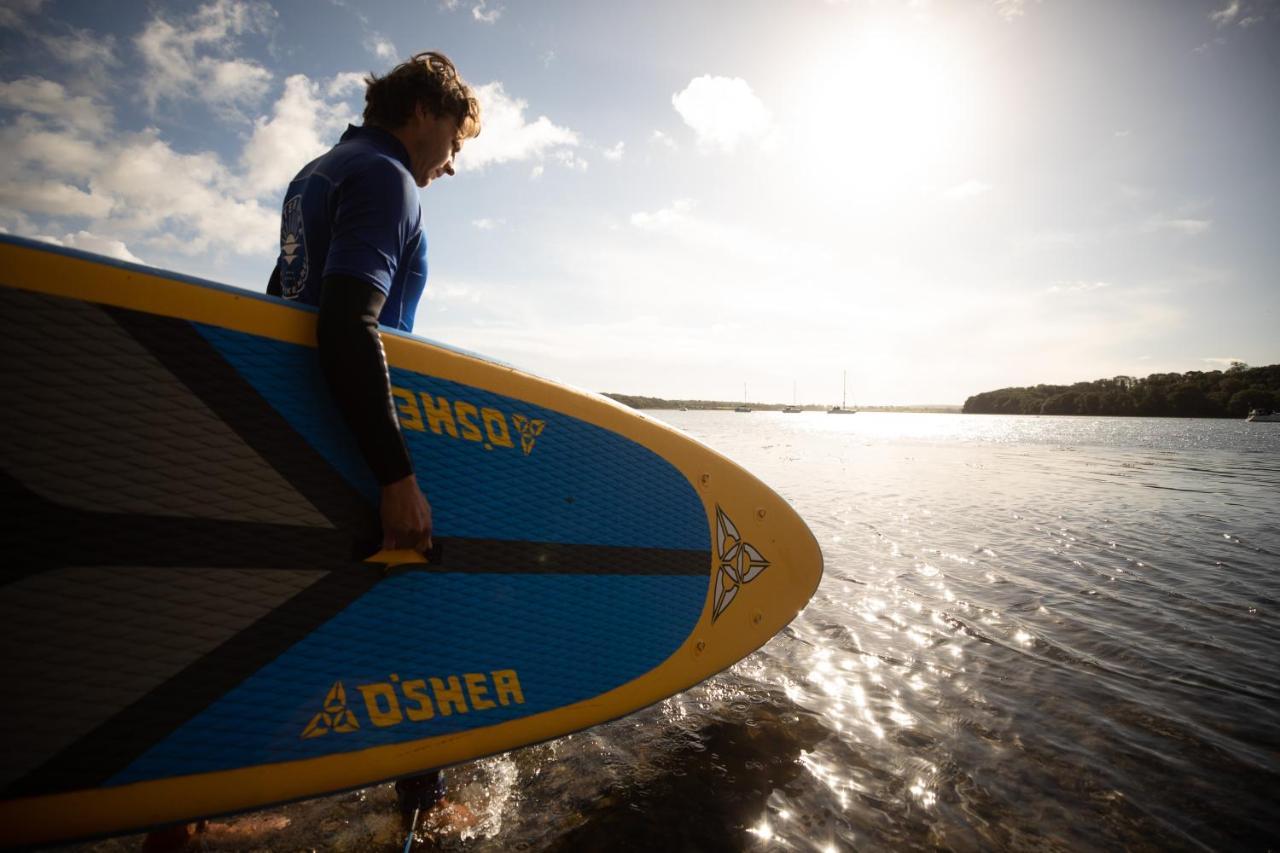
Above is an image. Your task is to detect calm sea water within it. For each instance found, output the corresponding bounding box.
[74,414,1280,852]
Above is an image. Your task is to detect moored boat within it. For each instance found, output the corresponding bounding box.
[828,370,856,414]
[784,381,801,413]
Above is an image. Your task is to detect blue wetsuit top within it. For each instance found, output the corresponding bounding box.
[274,125,427,332]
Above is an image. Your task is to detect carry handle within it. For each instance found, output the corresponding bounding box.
[361,539,444,570]
[363,548,430,566]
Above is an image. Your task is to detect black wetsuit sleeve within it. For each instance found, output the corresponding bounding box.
[316,274,414,486]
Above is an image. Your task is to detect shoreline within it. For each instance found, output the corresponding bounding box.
[603,394,961,414]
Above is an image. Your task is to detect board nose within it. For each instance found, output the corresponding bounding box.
[756,499,825,628]
[702,483,824,642]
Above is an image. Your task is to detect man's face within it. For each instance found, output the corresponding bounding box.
[405,106,465,189]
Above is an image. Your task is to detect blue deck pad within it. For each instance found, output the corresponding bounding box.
[109,572,707,784]
[196,324,710,550]
[195,323,379,500]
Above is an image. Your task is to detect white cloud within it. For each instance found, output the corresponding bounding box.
[602,141,625,161]
[471,218,505,230]
[943,179,991,201]
[628,198,799,267]
[1144,216,1212,236]
[472,0,502,23]
[1,112,278,258]
[3,60,367,261]
[241,74,356,196]
[992,0,1036,21]
[440,0,500,22]
[1209,0,1268,27]
[93,131,277,254]
[41,27,117,69]
[3,119,100,176]
[456,82,579,171]
[630,198,697,231]
[36,230,144,263]
[0,179,113,218]
[427,281,484,313]
[651,129,678,150]
[1194,37,1226,54]
[0,77,107,134]
[328,0,370,26]
[207,58,273,104]
[671,75,771,154]
[530,164,544,179]
[135,0,275,115]
[366,34,397,60]
[0,0,47,28]
[327,71,366,98]
[554,149,589,171]
[1046,281,1111,294]
[1210,0,1242,26]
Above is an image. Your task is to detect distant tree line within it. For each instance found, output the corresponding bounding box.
[602,393,961,412]
[962,362,1279,418]
[602,394,821,411]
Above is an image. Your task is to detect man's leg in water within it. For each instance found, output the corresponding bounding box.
[140,820,207,852]
[395,770,445,828]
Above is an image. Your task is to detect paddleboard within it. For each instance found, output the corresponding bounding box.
[0,234,823,847]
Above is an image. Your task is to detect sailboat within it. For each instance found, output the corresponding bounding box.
[783,380,802,413]
[735,382,752,413]
[827,370,856,414]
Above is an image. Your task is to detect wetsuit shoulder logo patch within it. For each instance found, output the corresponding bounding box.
[280,194,309,299]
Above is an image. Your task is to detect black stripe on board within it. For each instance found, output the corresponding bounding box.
[104,306,378,537]
[6,566,383,799]
[425,536,709,575]
[0,472,354,584]
[0,470,709,580]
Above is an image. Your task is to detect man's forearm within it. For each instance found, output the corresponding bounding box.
[316,274,414,485]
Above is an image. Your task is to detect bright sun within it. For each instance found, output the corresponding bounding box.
[791,24,978,198]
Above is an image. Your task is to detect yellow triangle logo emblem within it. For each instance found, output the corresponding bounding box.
[301,680,361,739]
[512,414,546,455]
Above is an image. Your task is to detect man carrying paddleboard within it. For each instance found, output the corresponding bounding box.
[145,49,481,852]
[268,51,480,557]
[267,50,481,832]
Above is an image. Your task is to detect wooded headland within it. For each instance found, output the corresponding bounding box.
[962,362,1279,418]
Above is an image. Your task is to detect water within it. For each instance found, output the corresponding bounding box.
[70,414,1280,851]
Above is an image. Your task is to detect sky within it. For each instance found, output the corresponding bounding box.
[1,0,1277,405]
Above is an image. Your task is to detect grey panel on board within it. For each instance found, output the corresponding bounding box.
[0,288,330,528]
[0,565,326,789]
